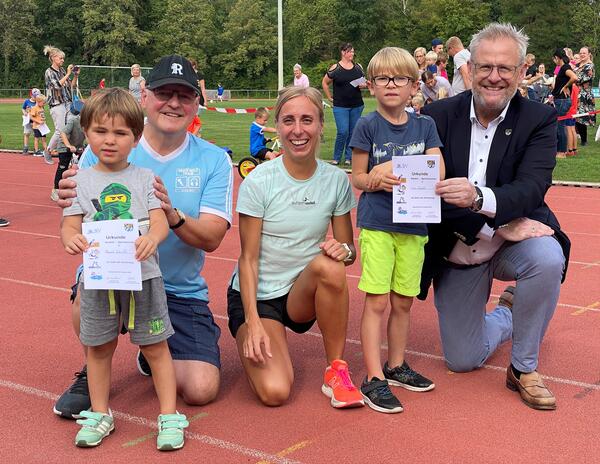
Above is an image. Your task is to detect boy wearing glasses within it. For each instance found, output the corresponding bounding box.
[350,47,445,414]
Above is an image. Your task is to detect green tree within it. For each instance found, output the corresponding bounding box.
[0,0,37,86]
[154,0,218,71]
[213,0,277,88]
[82,0,149,66]
[498,0,574,61]
[571,0,600,53]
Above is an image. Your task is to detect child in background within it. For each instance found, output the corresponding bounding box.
[249,107,278,160]
[566,83,579,157]
[217,83,224,101]
[61,88,188,450]
[425,51,438,74]
[187,114,202,137]
[51,100,86,201]
[29,94,49,157]
[22,88,41,154]
[350,47,444,414]
[436,52,449,80]
[411,94,425,113]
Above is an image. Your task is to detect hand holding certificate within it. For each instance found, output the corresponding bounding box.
[82,219,142,290]
[392,155,441,223]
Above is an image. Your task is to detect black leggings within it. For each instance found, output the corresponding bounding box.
[54,151,73,189]
[575,122,588,145]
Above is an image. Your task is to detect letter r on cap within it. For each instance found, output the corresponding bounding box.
[171,63,183,75]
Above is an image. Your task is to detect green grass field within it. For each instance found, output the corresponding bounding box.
[1,99,598,182]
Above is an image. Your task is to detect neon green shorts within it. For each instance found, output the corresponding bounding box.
[358,229,428,296]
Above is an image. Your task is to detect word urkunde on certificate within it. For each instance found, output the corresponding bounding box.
[82,219,142,291]
[392,154,441,223]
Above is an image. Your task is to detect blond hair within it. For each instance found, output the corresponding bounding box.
[425,51,438,62]
[80,88,144,139]
[35,94,47,103]
[43,45,64,62]
[445,36,463,50]
[412,94,425,107]
[274,86,324,124]
[368,47,419,82]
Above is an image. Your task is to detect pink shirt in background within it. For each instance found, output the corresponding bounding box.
[293,73,310,88]
[439,67,448,80]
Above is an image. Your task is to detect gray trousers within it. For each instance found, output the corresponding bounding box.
[433,236,565,373]
[48,102,69,152]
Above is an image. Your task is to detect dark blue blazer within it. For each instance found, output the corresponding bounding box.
[418,91,570,299]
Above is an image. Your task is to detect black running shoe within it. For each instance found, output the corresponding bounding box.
[53,366,90,419]
[360,377,403,414]
[136,350,152,376]
[384,361,435,392]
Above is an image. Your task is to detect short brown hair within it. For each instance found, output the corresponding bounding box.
[255,107,270,120]
[80,88,144,139]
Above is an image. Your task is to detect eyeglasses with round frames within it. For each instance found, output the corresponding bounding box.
[472,63,521,79]
[149,88,198,105]
[372,76,413,87]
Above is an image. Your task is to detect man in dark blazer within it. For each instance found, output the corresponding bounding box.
[419,23,570,410]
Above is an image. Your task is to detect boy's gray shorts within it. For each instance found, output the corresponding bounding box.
[80,277,174,347]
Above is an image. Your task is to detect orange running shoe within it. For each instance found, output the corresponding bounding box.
[321,359,364,408]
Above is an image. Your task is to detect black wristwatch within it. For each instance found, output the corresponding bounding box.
[470,186,484,212]
[169,208,186,229]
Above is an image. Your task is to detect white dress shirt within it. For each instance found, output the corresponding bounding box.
[448,98,511,265]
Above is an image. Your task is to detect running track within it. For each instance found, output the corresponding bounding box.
[1,152,599,463]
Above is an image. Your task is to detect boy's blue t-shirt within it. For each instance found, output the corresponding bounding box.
[22,98,35,111]
[349,110,442,236]
[249,121,267,156]
[79,134,234,301]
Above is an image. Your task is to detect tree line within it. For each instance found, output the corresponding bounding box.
[1,0,598,90]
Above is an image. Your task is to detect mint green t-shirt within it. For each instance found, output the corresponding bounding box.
[231,156,356,300]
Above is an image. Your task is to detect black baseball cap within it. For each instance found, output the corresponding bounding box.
[146,55,200,94]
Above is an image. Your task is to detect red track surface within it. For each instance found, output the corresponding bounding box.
[1,152,599,463]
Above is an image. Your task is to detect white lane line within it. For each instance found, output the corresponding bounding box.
[0,379,301,464]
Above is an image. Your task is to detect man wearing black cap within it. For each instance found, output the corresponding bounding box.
[54,55,233,418]
[431,38,444,54]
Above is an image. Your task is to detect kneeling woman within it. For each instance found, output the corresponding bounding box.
[227,86,364,409]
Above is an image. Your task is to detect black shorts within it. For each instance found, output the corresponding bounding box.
[33,129,46,138]
[253,148,270,160]
[226,285,315,338]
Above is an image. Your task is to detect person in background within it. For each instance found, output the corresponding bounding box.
[413,47,427,74]
[43,44,78,165]
[29,94,49,157]
[293,64,310,88]
[411,94,425,113]
[322,43,366,166]
[446,36,471,94]
[189,59,209,108]
[551,48,577,159]
[431,38,444,54]
[249,107,277,160]
[217,83,225,102]
[98,78,105,90]
[51,100,85,202]
[565,83,579,157]
[22,88,41,155]
[425,51,438,74]
[128,64,145,103]
[436,51,449,80]
[574,46,595,147]
[420,71,453,104]
[524,54,538,100]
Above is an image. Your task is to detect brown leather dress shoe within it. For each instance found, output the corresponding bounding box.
[498,285,515,310]
[506,367,556,410]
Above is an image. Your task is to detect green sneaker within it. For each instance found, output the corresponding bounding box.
[157,413,189,451]
[75,410,114,447]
